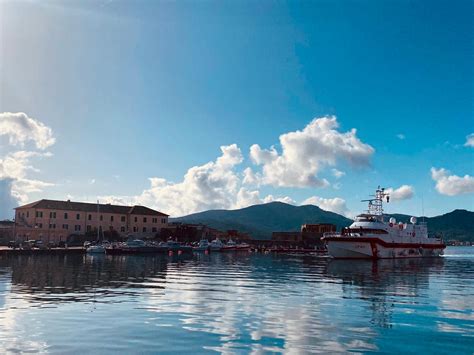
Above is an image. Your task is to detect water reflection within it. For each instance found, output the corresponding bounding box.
[325,258,445,328]
[0,249,472,353]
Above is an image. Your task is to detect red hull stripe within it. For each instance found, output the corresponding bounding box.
[323,237,446,249]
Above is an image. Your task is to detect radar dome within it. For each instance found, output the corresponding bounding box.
[389,217,396,224]
[410,216,417,224]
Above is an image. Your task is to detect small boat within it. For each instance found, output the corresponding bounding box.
[160,239,193,254]
[236,242,251,251]
[222,239,237,251]
[210,238,224,251]
[193,239,210,251]
[86,245,106,254]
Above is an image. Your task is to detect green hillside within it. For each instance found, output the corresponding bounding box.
[173,202,353,239]
[174,203,474,242]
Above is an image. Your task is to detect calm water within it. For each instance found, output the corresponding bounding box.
[0,247,473,354]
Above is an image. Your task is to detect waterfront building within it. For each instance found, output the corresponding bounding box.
[14,199,168,242]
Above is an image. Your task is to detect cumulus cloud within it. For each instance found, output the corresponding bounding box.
[105,144,300,216]
[0,112,55,150]
[385,185,414,201]
[396,133,406,140]
[0,151,54,208]
[431,168,474,196]
[133,144,244,216]
[248,116,374,188]
[262,195,296,205]
[301,196,350,216]
[465,133,474,148]
[0,113,55,215]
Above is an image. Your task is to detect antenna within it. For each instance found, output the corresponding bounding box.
[421,193,425,223]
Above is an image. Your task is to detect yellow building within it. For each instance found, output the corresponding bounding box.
[14,199,168,242]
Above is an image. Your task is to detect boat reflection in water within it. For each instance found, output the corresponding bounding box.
[325,258,445,329]
[0,249,472,354]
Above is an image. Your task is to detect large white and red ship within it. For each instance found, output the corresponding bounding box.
[322,187,446,259]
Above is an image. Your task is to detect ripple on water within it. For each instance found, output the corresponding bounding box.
[0,247,473,353]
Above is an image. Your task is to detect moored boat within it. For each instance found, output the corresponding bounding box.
[86,244,106,254]
[322,186,446,259]
[210,238,224,251]
[193,239,210,251]
[222,239,237,251]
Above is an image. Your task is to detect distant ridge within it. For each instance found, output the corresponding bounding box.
[173,202,352,239]
[173,202,474,241]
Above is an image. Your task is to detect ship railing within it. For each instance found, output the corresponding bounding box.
[323,232,341,238]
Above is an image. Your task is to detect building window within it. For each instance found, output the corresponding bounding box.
[36,211,43,218]
[26,211,29,218]
[134,216,137,223]
[88,214,92,221]
[143,217,147,223]
[143,227,147,233]
[76,213,80,220]
[110,215,114,222]
[50,212,57,218]
[37,223,43,228]
[74,225,81,231]
[120,226,125,233]
[64,213,68,219]
[63,224,68,230]
[152,217,157,223]
[100,215,103,221]
[161,218,166,224]
[133,226,137,232]
[121,216,126,222]
[152,227,157,233]
[86,225,92,232]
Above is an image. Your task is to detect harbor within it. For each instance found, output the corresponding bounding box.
[0,247,473,353]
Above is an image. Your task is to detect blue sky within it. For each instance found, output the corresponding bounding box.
[1,0,473,219]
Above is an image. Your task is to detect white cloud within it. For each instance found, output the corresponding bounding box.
[331,168,345,179]
[0,151,55,209]
[235,188,262,208]
[396,133,406,140]
[0,114,55,215]
[105,144,300,216]
[262,195,296,205]
[248,116,374,188]
[431,167,474,196]
[301,196,350,217]
[385,185,414,201]
[0,112,55,150]
[132,144,245,216]
[465,133,474,147]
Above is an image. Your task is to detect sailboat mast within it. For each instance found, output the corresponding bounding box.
[97,200,100,242]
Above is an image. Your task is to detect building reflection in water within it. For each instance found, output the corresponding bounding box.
[0,254,193,304]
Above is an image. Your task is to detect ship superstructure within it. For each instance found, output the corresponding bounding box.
[322,187,445,259]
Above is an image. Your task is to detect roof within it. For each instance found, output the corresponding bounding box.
[15,199,169,216]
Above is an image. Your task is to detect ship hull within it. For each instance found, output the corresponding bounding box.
[324,237,445,259]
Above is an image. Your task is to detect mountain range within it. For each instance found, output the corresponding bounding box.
[173,202,474,242]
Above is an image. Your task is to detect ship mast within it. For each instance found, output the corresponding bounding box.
[361,186,389,216]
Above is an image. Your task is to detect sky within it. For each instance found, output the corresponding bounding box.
[0,0,473,219]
